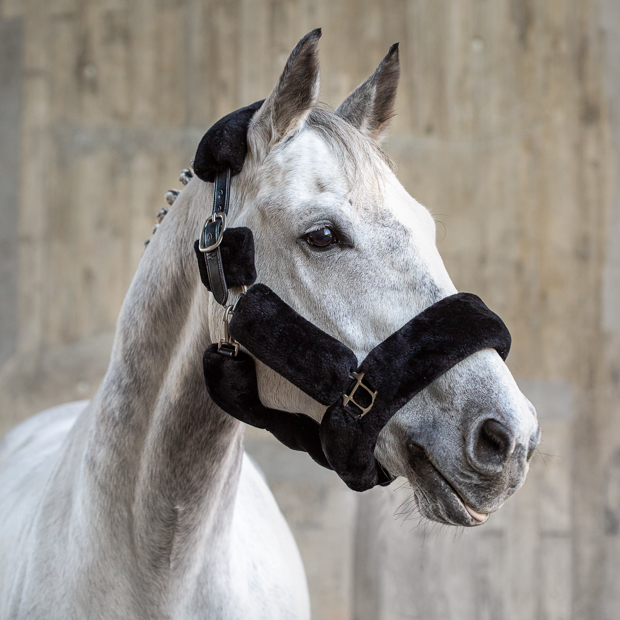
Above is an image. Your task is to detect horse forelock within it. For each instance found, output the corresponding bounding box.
[305,106,395,173]
[241,105,395,208]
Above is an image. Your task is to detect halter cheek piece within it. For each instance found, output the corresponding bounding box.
[193,101,512,492]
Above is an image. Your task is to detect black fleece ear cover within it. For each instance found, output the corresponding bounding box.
[194,100,265,183]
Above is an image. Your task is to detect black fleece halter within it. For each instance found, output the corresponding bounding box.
[193,102,511,492]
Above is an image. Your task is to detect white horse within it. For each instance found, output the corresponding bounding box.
[0,30,540,619]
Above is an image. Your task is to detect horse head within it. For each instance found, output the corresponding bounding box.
[200,29,540,527]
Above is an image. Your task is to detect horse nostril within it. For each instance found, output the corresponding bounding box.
[468,419,515,474]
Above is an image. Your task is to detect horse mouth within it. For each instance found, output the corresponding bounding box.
[407,442,489,527]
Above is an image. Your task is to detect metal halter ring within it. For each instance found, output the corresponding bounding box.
[218,304,239,357]
[231,285,248,311]
[342,371,377,418]
[198,212,226,253]
[217,287,247,357]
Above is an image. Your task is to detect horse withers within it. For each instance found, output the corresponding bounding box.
[0,30,540,619]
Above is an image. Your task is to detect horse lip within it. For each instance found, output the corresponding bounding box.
[431,463,489,526]
[407,441,489,527]
[464,504,489,523]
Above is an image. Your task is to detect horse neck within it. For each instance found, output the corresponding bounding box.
[84,180,244,587]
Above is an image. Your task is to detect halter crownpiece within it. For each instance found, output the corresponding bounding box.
[193,100,264,306]
[193,102,512,492]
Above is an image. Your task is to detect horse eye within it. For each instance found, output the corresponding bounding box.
[305,227,338,248]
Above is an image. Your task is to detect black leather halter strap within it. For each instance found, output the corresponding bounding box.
[197,169,232,305]
[193,99,264,306]
[193,100,513,492]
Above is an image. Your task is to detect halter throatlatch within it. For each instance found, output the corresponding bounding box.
[193,101,512,492]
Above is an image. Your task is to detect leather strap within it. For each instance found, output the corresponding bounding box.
[194,229,257,292]
[198,169,232,306]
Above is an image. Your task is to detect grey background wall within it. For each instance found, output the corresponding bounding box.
[0,1,619,618]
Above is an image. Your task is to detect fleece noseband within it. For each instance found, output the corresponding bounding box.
[193,102,511,492]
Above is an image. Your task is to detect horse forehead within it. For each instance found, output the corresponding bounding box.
[263,131,422,223]
[267,131,347,185]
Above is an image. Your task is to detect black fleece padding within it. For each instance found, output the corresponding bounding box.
[193,227,257,291]
[319,292,511,491]
[228,284,359,406]
[203,345,331,468]
[218,287,511,491]
[193,98,514,490]
[194,100,265,183]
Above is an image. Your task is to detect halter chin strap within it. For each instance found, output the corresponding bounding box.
[193,100,512,492]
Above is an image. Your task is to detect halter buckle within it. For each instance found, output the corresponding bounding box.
[217,341,239,357]
[342,371,377,418]
[199,212,226,253]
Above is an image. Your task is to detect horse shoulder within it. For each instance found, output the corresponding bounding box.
[0,405,310,619]
[0,401,86,614]
[0,400,86,520]
[220,453,310,620]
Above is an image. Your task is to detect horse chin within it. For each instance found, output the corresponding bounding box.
[406,443,490,527]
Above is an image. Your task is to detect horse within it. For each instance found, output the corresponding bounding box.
[0,29,540,619]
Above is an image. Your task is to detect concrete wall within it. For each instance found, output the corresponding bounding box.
[0,1,619,618]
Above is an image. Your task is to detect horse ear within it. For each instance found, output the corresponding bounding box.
[249,29,321,153]
[336,43,400,143]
